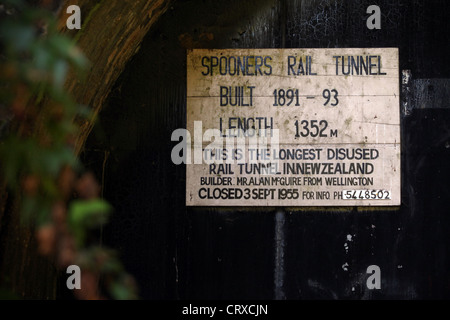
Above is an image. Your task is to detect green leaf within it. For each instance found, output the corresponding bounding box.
[101,255,124,274]
[68,199,112,246]
[33,45,52,70]
[110,280,135,300]
[69,199,112,224]
[1,22,35,53]
[39,175,58,198]
[67,46,89,70]
[76,104,94,119]
[48,36,87,70]
[52,59,68,89]
[33,146,77,178]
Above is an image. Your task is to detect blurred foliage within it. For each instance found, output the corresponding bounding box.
[0,0,138,299]
[0,0,85,224]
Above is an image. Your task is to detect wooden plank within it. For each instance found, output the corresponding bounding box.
[186,48,400,206]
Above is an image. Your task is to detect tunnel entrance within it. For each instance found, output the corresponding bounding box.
[81,0,450,299]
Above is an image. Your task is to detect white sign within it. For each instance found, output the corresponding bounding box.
[186,48,400,206]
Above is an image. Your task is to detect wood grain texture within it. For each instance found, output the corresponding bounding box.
[58,0,171,155]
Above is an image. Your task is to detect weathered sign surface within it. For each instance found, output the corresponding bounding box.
[186,48,400,206]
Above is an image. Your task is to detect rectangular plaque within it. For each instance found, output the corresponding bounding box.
[186,48,400,206]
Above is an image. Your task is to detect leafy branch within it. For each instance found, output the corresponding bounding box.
[0,0,138,299]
